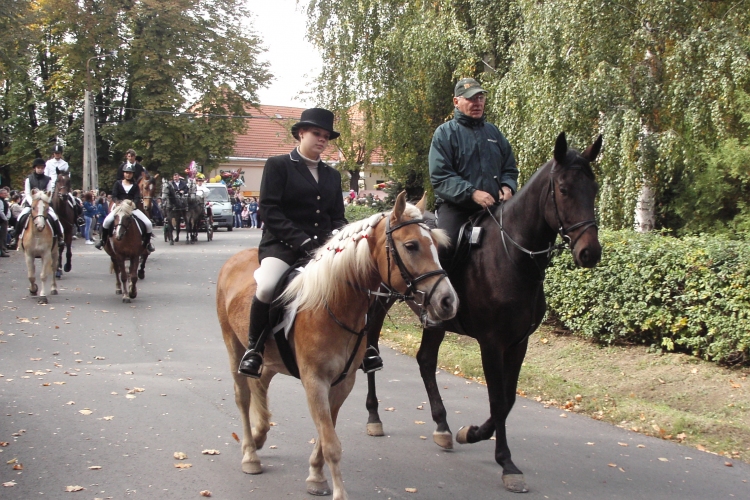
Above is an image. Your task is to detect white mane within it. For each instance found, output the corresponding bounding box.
[281,204,427,313]
[32,191,50,203]
[113,199,136,217]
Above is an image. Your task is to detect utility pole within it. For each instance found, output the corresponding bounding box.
[83,51,116,192]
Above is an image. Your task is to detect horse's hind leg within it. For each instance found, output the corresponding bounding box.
[49,247,59,296]
[26,254,38,296]
[364,296,395,437]
[138,253,148,280]
[417,327,453,449]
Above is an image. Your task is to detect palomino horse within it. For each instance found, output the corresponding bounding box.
[216,192,458,500]
[137,172,157,218]
[51,170,75,277]
[103,200,149,303]
[161,182,185,245]
[20,193,59,304]
[362,133,603,494]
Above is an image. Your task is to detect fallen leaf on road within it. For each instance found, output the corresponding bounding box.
[88,466,102,470]
[385,407,395,412]
[618,442,628,447]
[42,383,51,387]
[3,481,16,487]
[102,416,114,421]
[30,358,42,361]
[79,409,93,416]
[637,444,646,448]
[586,442,595,446]
[658,458,669,462]
[608,463,616,467]
[174,452,188,460]
[125,394,136,399]
[65,485,85,491]
[200,491,212,497]
[7,458,17,464]
[13,464,23,470]
[414,421,425,425]
[269,445,277,449]
[420,436,427,440]
[54,382,65,385]
[94,356,105,360]
[201,449,220,455]
[725,461,733,467]
[66,401,75,405]
[405,487,418,493]
[309,438,316,444]
[124,371,134,375]
[174,463,192,469]
[231,432,239,442]
[0,442,8,447]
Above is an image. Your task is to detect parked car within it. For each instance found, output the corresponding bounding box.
[203,183,233,231]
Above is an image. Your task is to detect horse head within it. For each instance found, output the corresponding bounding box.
[547,132,602,268]
[378,192,458,322]
[113,200,136,241]
[31,192,50,232]
[139,174,155,213]
[55,169,71,197]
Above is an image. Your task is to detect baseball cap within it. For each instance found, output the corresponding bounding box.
[454,78,487,99]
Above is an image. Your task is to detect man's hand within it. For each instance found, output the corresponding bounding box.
[499,186,513,201]
[471,189,495,209]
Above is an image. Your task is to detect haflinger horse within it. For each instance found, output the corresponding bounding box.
[103,200,149,303]
[20,192,59,304]
[216,192,459,500]
[362,133,603,494]
[51,169,75,277]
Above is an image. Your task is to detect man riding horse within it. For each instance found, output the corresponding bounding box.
[45,145,84,226]
[16,158,65,249]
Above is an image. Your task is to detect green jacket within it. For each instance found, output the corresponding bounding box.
[429,109,518,209]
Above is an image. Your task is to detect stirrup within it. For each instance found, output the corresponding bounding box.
[361,346,383,374]
[238,350,264,379]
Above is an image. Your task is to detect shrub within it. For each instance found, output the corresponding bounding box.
[545,230,750,364]
[345,203,382,222]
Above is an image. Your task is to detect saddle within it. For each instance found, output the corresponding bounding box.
[441,209,489,275]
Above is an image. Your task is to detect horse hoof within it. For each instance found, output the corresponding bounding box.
[38,296,48,305]
[129,291,137,299]
[122,297,130,303]
[433,430,453,449]
[306,479,331,496]
[367,422,384,436]
[138,270,145,280]
[116,290,122,295]
[29,289,38,296]
[456,426,470,444]
[241,460,262,475]
[64,263,71,272]
[170,241,174,246]
[502,474,528,493]
[50,289,58,295]
[55,270,62,279]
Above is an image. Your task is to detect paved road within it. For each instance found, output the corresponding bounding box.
[1,230,748,499]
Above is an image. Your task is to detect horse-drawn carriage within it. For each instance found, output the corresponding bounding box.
[161,181,213,244]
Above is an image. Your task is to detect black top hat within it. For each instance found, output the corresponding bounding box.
[52,144,63,154]
[291,108,340,141]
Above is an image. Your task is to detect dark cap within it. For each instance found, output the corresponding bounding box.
[454,78,487,99]
[291,108,340,141]
[52,144,63,154]
[33,158,46,167]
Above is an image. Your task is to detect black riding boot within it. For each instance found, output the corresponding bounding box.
[95,227,110,250]
[238,297,272,378]
[15,213,29,236]
[52,220,64,248]
[360,345,384,373]
[74,201,84,227]
[142,232,155,253]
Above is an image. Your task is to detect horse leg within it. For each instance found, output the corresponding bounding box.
[138,253,148,280]
[64,237,72,272]
[128,257,138,299]
[111,257,123,295]
[364,296,395,437]
[56,245,63,279]
[37,251,50,304]
[26,253,38,296]
[49,245,59,295]
[417,327,453,449]
[480,339,529,493]
[304,379,345,499]
[119,258,130,302]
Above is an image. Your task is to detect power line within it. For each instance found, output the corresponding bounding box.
[97,105,296,120]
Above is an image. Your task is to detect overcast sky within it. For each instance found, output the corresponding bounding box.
[250,1,323,108]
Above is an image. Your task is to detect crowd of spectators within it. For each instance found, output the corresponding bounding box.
[232,196,260,229]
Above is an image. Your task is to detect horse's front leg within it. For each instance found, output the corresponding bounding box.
[64,238,72,272]
[118,258,130,302]
[49,245,59,295]
[26,252,38,296]
[127,256,138,299]
[480,339,529,493]
[56,244,63,278]
[138,252,148,280]
[417,327,452,449]
[364,296,395,436]
[37,251,52,304]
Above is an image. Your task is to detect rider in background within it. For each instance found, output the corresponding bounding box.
[170,172,188,196]
[429,78,518,258]
[96,164,156,253]
[116,149,145,184]
[237,107,357,378]
[16,158,65,248]
[45,145,84,226]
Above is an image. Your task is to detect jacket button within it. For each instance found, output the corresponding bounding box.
[316,210,320,213]
[313,236,317,239]
[317,196,320,200]
[314,223,318,227]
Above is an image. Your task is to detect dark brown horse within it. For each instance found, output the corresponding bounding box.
[161,182,185,245]
[363,133,602,494]
[51,170,75,277]
[103,200,149,303]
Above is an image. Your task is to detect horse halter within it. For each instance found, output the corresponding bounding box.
[549,161,598,249]
[384,217,449,314]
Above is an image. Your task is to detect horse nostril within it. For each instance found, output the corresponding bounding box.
[441,294,453,312]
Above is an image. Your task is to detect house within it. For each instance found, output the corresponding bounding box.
[208,104,387,198]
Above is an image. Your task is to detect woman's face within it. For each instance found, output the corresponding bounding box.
[124,171,134,181]
[298,126,330,157]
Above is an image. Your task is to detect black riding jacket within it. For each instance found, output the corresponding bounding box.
[111,180,142,205]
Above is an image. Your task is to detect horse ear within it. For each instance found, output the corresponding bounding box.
[415,193,427,214]
[582,134,603,162]
[554,132,568,164]
[56,167,60,174]
[391,191,407,223]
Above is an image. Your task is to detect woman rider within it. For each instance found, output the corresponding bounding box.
[238,108,383,378]
[95,164,156,253]
[16,158,65,248]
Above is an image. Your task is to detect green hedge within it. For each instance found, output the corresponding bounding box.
[545,230,750,364]
[345,204,382,222]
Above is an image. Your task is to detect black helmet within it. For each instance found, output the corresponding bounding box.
[33,158,46,168]
[52,145,63,154]
[122,164,135,173]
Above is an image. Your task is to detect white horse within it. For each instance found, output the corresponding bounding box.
[20,192,59,304]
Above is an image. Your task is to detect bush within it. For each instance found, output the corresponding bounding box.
[545,230,750,364]
[345,203,382,222]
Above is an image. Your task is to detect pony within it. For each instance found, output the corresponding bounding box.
[161,181,185,245]
[51,169,75,277]
[20,192,59,304]
[103,200,149,303]
[216,192,458,500]
[362,133,603,493]
[137,171,157,218]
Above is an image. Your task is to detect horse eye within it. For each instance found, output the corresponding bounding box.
[559,186,569,196]
[404,241,419,252]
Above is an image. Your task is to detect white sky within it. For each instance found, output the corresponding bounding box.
[249,1,323,108]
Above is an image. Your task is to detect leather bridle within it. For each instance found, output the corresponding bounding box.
[549,162,598,249]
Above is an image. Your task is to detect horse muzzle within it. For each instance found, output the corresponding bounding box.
[425,278,459,322]
[572,229,602,268]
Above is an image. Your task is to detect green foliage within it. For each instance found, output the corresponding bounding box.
[344,203,381,222]
[546,230,750,364]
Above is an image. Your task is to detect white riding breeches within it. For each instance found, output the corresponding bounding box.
[253,257,290,304]
[103,208,153,233]
[19,205,63,233]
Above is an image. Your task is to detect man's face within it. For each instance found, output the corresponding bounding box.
[126,153,136,163]
[0,190,7,199]
[173,174,180,182]
[453,93,487,119]
[54,152,62,160]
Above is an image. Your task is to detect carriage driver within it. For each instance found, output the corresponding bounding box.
[195,173,211,220]
[45,145,84,226]
[237,107,384,378]
[429,78,518,263]
[95,164,156,253]
[15,158,65,248]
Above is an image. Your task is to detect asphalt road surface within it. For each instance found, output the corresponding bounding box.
[1,229,748,499]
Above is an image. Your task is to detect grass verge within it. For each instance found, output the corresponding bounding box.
[381,302,750,464]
